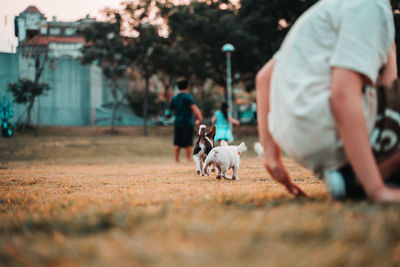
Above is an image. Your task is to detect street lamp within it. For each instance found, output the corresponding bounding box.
[222,43,235,131]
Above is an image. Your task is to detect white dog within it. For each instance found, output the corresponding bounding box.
[253,142,264,158]
[203,142,247,180]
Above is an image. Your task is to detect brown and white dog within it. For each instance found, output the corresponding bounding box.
[193,124,216,176]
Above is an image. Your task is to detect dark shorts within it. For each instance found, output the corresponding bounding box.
[333,165,400,200]
[173,125,194,147]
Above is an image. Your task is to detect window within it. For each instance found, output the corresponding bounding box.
[26,29,39,39]
[65,28,76,36]
[49,27,60,35]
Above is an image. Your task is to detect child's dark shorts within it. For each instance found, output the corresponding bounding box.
[174,125,194,147]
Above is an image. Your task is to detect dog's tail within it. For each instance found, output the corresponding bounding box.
[203,150,216,176]
[254,142,264,158]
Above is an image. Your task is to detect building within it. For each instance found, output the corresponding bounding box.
[0,6,144,127]
[14,5,94,58]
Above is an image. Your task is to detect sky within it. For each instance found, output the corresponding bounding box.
[0,0,126,53]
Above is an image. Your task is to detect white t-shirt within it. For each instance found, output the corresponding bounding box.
[269,0,394,176]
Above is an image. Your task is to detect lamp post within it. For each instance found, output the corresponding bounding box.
[222,43,235,131]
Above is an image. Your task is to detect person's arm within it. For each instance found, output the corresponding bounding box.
[211,115,216,126]
[190,104,203,122]
[228,117,240,125]
[256,59,308,197]
[330,67,400,202]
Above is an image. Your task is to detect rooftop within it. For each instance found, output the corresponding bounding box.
[21,36,85,46]
[22,6,43,14]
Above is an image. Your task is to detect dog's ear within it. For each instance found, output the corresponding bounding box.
[198,124,206,137]
[208,125,216,138]
[238,142,247,155]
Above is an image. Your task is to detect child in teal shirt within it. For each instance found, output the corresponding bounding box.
[211,102,240,144]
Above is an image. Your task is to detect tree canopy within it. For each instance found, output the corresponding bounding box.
[80,13,130,132]
[81,0,400,126]
[154,0,320,90]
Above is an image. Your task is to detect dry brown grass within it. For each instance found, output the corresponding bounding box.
[1,127,400,267]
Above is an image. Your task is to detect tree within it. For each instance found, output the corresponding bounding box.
[128,89,165,117]
[158,1,237,87]
[8,79,50,131]
[233,0,317,90]
[8,37,51,131]
[80,13,129,132]
[123,0,170,136]
[159,0,318,91]
[156,0,241,116]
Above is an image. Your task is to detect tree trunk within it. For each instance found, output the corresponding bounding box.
[109,81,118,133]
[143,77,149,136]
[164,77,171,103]
[110,101,118,132]
[22,99,34,132]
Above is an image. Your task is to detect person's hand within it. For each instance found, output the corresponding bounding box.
[263,157,308,197]
[369,186,400,203]
[283,179,308,197]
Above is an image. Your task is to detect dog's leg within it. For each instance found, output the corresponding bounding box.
[232,162,240,180]
[217,162,231,180]
[221,166,232,180]
[211,163,216,172]
[199,159,204,176]
[216,165,222,179]
[207,163,216,174]
[193,154,202,175]
[203,155,212,176]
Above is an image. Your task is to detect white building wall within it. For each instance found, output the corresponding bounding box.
[0,53,19,100]
[49,43,83,58]
[33,57,92,125]
[17,13,47,42]
[17,17,26,42]
[90,64,103,125]
[3,52,138,126]
[9,55,92,126]
[18,54,36,80]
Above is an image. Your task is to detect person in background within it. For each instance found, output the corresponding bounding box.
[256,0,400,202]
[211,102,240,144]
[169,79,203,163]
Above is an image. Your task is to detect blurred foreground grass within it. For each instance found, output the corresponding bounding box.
[0,126,399,267]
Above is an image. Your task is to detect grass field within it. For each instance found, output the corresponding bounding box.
[1,126,400,267]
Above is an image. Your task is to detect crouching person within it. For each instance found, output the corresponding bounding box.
[256,0,400,202]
